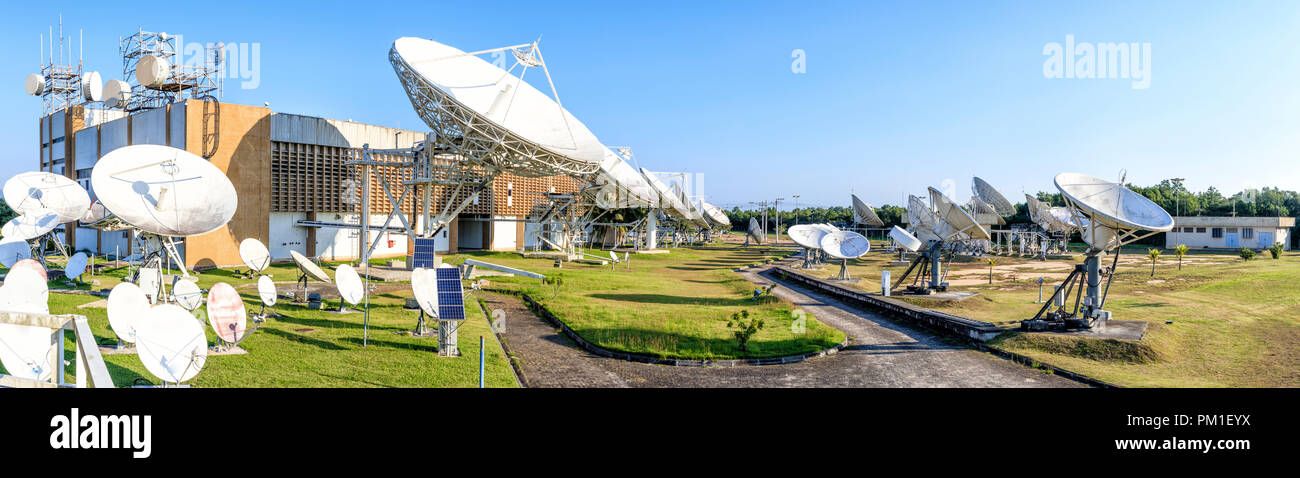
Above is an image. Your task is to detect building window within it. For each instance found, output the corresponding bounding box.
[1212,228,1223,238]
[1242,228,1254,239]
[1197,228,1206,233]
[1226,228,1238,234]
[1183,227,1195,233]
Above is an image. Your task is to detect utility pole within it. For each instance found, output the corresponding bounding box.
[773,197,784,244]
[1170,178,1185,245]
[792,195,800,226]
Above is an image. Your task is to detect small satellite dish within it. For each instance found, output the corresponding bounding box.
[747,218,763,244]
[257,275,277,306]
[2,211,60,241]
[134,304,207,383]
[1054,172,1174,250]
[25,73,45,96]
[0,267,55,381]
[608,251,618,263]
[788,224,829,250]
[206,282,247,343]
[851,194,885,226]
[11,258,48,281]
[821,231,871,259]
[81,71,103,101]
[137,267,162,304]
[107,282,148,343]
[971,177,1016,216]
[137,55,171,89]
[289,250,331,283]
[0,239,32,268]
[64,252,88,280]
[91,144,238,237]
[103,79,131,108]
[334,264,364,305]
[411,267,438,317]
[238,238,271,273]
[4,171,92,223]
[889,226,922,252]
[172,278,203,311]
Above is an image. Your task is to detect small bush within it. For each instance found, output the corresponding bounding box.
[1239,248,1256,261]
[726,310,765,351]
[1268,242,1284,259]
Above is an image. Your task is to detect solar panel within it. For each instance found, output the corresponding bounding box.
[434,267,465,321]
[413,238,438,269]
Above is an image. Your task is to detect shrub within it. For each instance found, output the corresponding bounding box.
[1268,242,1284,260]
[726,310,765,351]
[1239,248,1256,261]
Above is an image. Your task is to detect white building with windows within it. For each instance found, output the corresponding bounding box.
[1165,216,1295,251]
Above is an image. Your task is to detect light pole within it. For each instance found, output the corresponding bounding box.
[792,195,800,226]
[1170,178,1185,245]
[773,197,784,244]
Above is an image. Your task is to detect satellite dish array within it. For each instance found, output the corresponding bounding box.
[891,186,990,295]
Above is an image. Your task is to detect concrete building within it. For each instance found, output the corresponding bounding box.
[1164,216,1295,250]
[39,99,582,269]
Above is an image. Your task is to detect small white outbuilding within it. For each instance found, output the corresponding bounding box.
[1164,216,1295,251]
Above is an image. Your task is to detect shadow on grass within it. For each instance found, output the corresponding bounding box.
[842,341,954,354]
[260,327,347,351]
[339,336,438,353]
[589,293,753,307]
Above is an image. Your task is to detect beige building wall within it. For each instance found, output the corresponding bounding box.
[183,100,272,268]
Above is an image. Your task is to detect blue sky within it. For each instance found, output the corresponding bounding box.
[3,1,1299,212]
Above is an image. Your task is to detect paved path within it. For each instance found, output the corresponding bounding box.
[487,265,1083,388]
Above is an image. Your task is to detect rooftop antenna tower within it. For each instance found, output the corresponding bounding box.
[25,16,100,116]
[116,27,222,111]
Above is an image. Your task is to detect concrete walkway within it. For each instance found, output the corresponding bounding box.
[487,266,1083,388]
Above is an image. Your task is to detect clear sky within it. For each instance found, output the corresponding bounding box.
[2,1,1299,212]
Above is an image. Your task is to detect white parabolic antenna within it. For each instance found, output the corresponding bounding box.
[334,264,364,305]
[25,73,45,96]
[851,194,885,226]
[747,218,763,244]
[1055,172,1174,250]
[290,250,331,283]
[137,55,171,88]
[91,144,238,236]
[788,224,829,250]
[206,282,247,343]
[0,240,30,268]
[820,231,871,259]
[239,238,271,272]
[411,267,438,317]
[257,275,277,306]
[172,278,203,311]
[928,187,990,241]
[4,171,92,223]
[107,282,148,343]
[81,71,103,101]
[889,226,922,252]
[64,252,88,280]
[103,79,131,108]
[390,37,603,176]
[702,202,730,228]
[135,304,208,383]
[639,168,691,220]
[0,267,54,381]
[2,211,60,241]
[971,177,1016,216]
[10,258,47,281]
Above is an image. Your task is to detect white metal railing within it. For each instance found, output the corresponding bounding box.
[0,311,115,388]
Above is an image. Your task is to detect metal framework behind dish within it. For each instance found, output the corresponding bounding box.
[389,44,601,178]
[32,20,85,116]
[118,28,222,112]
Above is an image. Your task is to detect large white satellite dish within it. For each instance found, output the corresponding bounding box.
[0,267,53,381]
[238,238,271,273]
[639,168,691,220]
[411,267,438,317]
[701,202,730,229]
[103,79,131,108]
[107,282,148,343]
[334,264,364,306]
[821,231,870,259]
[851,194,885,227]
[81,71,103,102]
[134,304,207,384]
[4,171,92,223]
[257,275,277,307]
[2,211,60,241]
[390,37,604,176]
[64,252,88,280]
[928,187,990,242]
[746,218,763,244]
[90,144,238,237]
[1055,172,1174,251]
[593,148,658,208]
[889,226,922,252]
[137,55,171,89]
[289,250,331,283]
[0,239,31,267]
[971,177,1015,216]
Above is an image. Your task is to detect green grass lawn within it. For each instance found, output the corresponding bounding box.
[800,246,1300,387]
[1,259,517,388]
[438,247,845,360]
